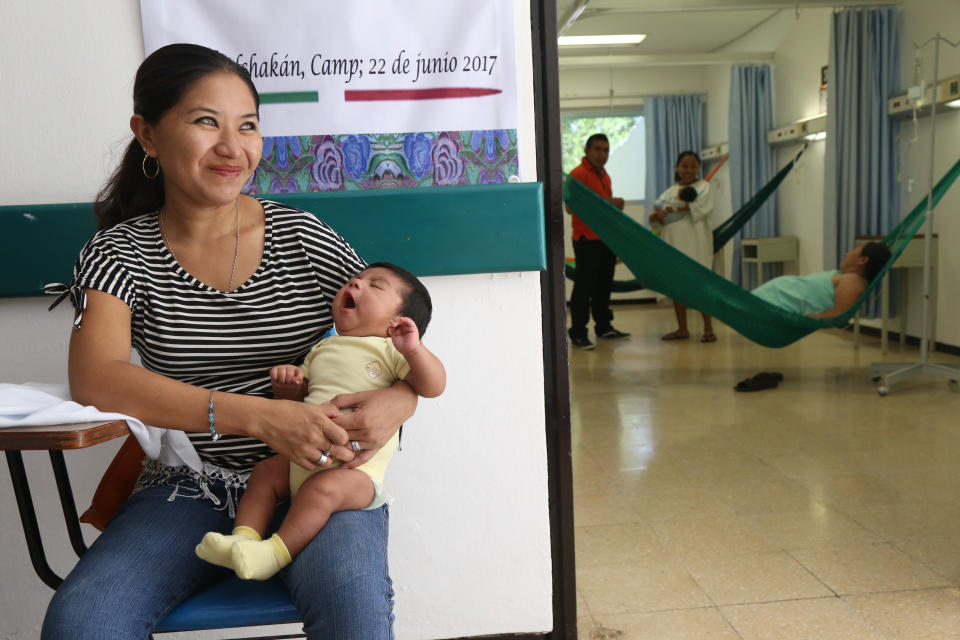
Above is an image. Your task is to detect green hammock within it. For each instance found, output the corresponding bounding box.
[566,148,806,291]
[562,155,960,348]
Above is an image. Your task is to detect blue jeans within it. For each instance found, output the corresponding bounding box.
[41,469,395,639]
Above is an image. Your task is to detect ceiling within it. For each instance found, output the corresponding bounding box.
[555,0,897,68]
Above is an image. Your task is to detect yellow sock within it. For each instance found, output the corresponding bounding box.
[230,533,292,580]
[195,526,261,568]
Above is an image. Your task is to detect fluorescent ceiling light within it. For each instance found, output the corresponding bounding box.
[945,98,960,109]
[558,34,647,46]
[804,132,826,142]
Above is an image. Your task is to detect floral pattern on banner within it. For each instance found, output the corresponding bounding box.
[244,129,518,194]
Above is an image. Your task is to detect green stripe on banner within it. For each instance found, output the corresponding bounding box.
[0,183,546,298]
[259,91,320,104]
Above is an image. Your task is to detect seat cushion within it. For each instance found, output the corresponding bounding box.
[154,575,299,632]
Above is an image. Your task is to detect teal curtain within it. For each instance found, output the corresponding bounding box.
[729,64,777,288]
[643,96,703,216]
[824,7,901,317]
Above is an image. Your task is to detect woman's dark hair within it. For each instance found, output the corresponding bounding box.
[94,43,260,229]
[673,150,701,183]
[364,262,433,337]
[860,242,892,282]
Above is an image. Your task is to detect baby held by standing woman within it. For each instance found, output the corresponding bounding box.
[650,151,717,343]
[196,262,445,580]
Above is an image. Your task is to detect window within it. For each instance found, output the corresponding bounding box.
[561,114,644,201]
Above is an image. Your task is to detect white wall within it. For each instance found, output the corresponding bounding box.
[703,64,735,279]
[769,8,832,277]
[705,65,732,146]
[704,8,832,277]
[0,2,553,639]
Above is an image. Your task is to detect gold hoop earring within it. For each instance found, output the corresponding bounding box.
[142,153,160,180]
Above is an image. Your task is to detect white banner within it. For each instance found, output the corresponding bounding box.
[140,0,518,138]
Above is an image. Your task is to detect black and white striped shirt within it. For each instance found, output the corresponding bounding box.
[67,200,366,472]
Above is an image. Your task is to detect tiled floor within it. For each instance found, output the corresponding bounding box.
[570,304,960,640]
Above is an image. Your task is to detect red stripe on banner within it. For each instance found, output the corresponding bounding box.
[344,87,503,101]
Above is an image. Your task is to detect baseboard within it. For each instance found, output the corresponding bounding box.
[846,325,960,357]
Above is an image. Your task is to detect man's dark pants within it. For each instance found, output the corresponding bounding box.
[568,237,617,340]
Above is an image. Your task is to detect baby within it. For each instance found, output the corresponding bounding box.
[651,186,700,229]
[196,262,445,580]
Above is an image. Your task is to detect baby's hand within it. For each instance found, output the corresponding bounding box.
[388,316,421,355]
[271,364,304,399]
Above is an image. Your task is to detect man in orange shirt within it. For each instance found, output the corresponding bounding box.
[566,133,631,350]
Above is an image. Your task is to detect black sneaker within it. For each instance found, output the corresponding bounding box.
[570,336,595,350]
[597,327,630,339]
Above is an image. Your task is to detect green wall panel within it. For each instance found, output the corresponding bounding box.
[0,183,545,298]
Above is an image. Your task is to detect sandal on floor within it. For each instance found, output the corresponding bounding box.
[662,331,689,341]
[734,371,783,392]
[701,333,717,343]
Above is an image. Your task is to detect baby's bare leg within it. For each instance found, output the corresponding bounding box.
[278,469,375,556]
[230,469,375,580]
[235,454,292,535]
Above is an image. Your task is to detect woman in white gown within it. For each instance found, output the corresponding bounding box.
[649,151,717,342]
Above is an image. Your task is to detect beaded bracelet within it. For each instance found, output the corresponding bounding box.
[207,390,221,441]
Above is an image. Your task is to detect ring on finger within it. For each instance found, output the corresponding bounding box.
[350,440,361,453]
[317,450,331,466]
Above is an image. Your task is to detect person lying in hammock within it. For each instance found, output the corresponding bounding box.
[752,242,892,318]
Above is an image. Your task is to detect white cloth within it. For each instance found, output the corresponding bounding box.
[0,382,200,471]
[657,180,715,269]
